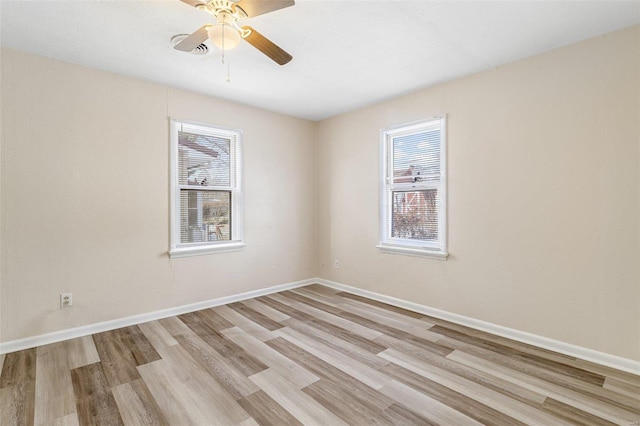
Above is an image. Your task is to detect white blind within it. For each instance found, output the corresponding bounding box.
[382,117,445,249]
[177,123,236,189]
[389,121,441,185]
[176,122,238,245]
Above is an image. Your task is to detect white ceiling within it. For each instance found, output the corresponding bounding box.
[1,0,639,121]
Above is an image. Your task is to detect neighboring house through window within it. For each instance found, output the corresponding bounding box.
[169,120,244,258]
[378,116,448,259]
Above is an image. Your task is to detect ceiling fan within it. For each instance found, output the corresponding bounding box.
[175,0,294,65]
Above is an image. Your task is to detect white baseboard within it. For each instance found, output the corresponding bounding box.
[316,278,640,376]
[3,276,639,377]
[0,278,314,354]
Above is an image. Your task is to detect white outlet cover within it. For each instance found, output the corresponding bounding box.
[60,293,73,308]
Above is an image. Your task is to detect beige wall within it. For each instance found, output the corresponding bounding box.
[0,48,317,342]
[1,25,639,362]
[316,25,640,360]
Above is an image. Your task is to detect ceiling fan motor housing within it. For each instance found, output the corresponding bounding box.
[201,0,247,20]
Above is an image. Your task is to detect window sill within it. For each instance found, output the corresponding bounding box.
[169,242,246,258]
[377,244,448,260]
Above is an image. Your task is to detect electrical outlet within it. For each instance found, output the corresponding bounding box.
[334,259,340,269]
[60,293,72,308]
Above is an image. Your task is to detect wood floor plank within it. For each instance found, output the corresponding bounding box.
[177,315,268,377]
[223,326,319,389]
[240,298,291,322]
[135,360,196,425]
[305,283,340,295]
[266,337,395,411]
[603,376,640,400]
[0,348,36,388]
[174,333,260,400]
[273,326,392,390]
[137,320,179,354]
[91,330,141,387]
[290,287,342,307]
[280,291,438,355]
[239,416,260,426]
[432,324,606,386]
[279,290,345,315]
[382,362,527,426]
[53,413,80,426]
[117,325,162,365]
[262,292,294,306]
[194,307,235,331]
[0,381,35,426]
[228,301,285,331]
[374,332,547,406]
[139,345,251,425]
[278,292,386,341]
[282,317,390,370]
[237,390,303,426]
[336,299,441,342]
[302,379,394,426]
[64,336,100,370]
[169,317,260,400]
[111,379,169,426]
[380,403,438,426]
[337,308,455,357]
[5,284,637,425]
[334,292,439,331]
[260,295,387,354]
[448,349,640,425]
[0,348,36,426]
[34,342,76,425]
[336,291,426,319]
[158,316,198,340]
[250,368,348,426]
[438,335,640,414]
[573,359,640,387]
[380,347,574,426]
[212,304,275,341]
[70,362,124,426]
[541,397,618,426]
[379,379,483,425]
[422,315,580,365]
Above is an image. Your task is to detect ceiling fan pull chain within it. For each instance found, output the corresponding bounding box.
[227,60,232,83]
[222,14,227,64]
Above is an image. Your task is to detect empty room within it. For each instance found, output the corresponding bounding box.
[1,0,639,424]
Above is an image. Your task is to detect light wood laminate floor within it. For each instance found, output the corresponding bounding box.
[1,284,639,425]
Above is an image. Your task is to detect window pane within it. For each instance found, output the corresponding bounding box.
[391,189,439,241]
[179,190,232,243]
[178,131,232,187]
[392,130,440,184]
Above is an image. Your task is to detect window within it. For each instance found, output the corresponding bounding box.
[378,116,447,259]
[169,120,244,258]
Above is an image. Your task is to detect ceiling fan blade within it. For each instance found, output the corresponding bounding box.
[234,0,294,18]
[241,26,292,65]
[174,26,210,52]
[179,0,206,7]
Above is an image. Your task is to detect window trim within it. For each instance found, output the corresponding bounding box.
[378,116,448,260]
[169,118,244,258]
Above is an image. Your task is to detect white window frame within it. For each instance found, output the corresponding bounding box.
[169,119,245,258]
[377,116,448,260]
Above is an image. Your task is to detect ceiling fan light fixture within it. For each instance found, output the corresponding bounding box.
[207,23,241,50]
[178,0,295,65]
